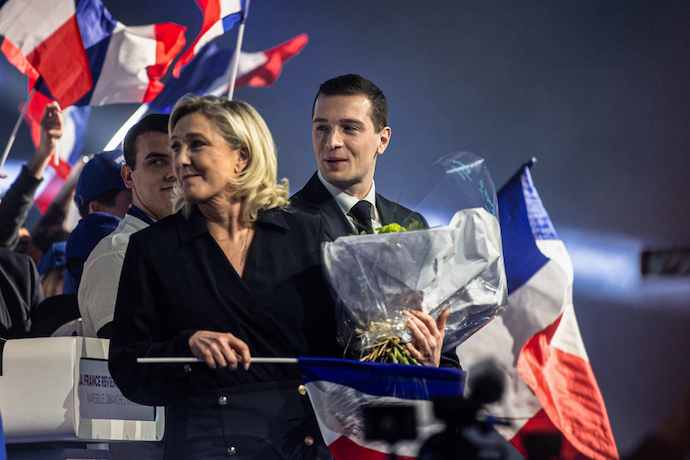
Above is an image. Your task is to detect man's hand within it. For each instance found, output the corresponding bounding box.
[26,103,63,178]
[403,309,449,367]
[189,330,251,371]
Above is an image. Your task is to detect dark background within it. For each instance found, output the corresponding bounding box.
[2,1,689,454]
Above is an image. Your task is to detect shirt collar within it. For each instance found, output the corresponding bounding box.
[316,170,377,216]
[127,205,157,226]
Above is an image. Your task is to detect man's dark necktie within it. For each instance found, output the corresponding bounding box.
[349,200,374,235]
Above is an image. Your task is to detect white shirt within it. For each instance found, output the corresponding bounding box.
[317,171,382,234]
[78,214,149,337]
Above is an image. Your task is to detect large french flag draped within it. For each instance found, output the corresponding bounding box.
[299,357,465,460]
[173,0,244,77]
[456,163,619,459]
[151,34,308,113]
[0,0,92,107]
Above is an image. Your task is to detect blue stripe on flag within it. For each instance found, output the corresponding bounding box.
[66,106,91,165]
[77,0,117,48]
[73,0,118,106]
[299,357,465,401]
[521,168,559,241]
[498,165,551,294]
[221,12,243,32]
[149,42,232,113]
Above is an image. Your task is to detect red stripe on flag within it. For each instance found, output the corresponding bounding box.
[24,15,92,107]
[143,23,187,103]
[51,157,72,180]
[235,34,309,88]
[517,315,619,459]
[34,174,66,213]
[1,38,40,80]
[328,436,415,460]
[173,0,221,77]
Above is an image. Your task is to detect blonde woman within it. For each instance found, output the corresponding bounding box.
[109,96,341,460]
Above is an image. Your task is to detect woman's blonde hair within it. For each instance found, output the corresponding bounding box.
[40,267,65,298]
[169,95,289,223]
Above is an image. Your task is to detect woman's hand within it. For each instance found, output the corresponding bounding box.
[189,330,251,370]
[403,309,449,367]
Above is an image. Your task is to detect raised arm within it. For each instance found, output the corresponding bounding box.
[0,104,63,249]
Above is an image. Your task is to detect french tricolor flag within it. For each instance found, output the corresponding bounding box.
[173,0,245,77]
[72,0,186,106]
[22,0,186,113]
[0,0,92,107]
[150,34,308,113]
[299,357,465,460]
[18,0,185,171]
[457,162,619,459]
[9,0,185,189]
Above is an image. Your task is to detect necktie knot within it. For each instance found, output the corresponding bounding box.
[350,200,374,235]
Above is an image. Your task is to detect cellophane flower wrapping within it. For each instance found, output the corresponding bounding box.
[323,207,507,358]
[321,152,508,359]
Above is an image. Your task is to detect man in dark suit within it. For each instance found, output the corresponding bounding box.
[291,74,459,368]
[292,74,425,240]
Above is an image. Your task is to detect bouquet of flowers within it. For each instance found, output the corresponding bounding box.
[322,152,508,362]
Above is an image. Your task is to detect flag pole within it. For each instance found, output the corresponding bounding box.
[227,0,251,101]
[0,83,40,178]
[53,101,62,167]
[137,356,298,364]
[103,103,150,150]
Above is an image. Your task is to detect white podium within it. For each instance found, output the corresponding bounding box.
[0,337,164,447]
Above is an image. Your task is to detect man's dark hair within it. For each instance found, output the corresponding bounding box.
[312,74,388,132]
[32,225,69,255]
[78,188,128,218]
[122,113,170,170]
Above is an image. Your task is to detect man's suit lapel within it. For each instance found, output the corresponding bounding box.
[320,200,353,241]
[297,173,353,241]
[376,194,407,226]
[376,193,427,228]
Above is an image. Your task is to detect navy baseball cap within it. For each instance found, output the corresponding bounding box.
[36,241,67,275]
[75,150,127,207]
